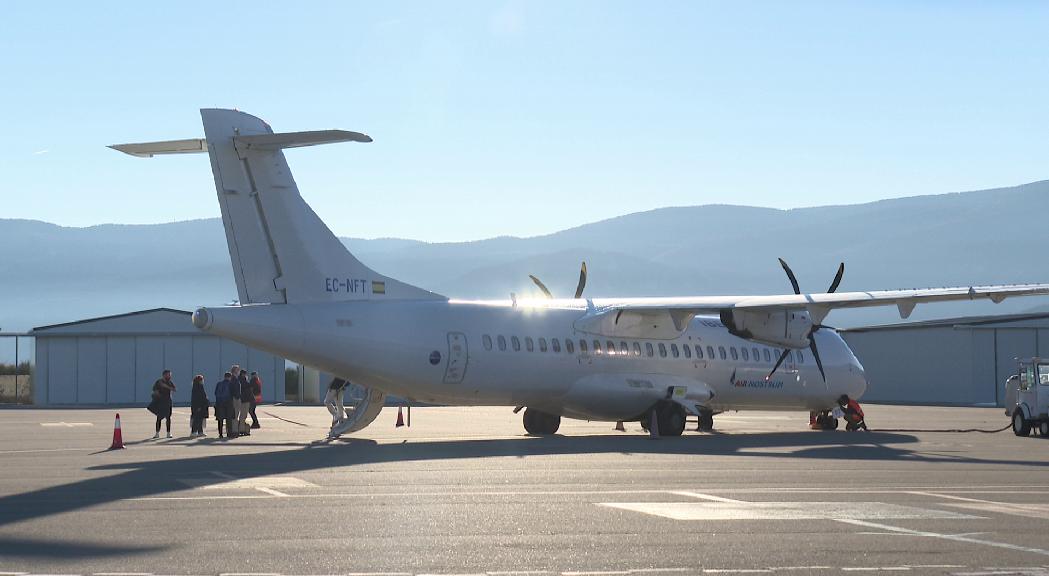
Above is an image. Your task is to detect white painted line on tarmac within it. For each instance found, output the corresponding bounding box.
[909,491,1049,520]
[835,519,1049,558]
[94,572,154,575]
[255,487,289,497]
[40,422,93,427]
[487,571,555,575]
[669,490,748,504]
[599,501,978,521]
[0,448,90,455]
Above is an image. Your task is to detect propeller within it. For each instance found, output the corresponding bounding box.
[766,259,845,382]
[529,261,588,299]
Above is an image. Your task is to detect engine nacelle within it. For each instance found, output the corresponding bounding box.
[719,309,812,349]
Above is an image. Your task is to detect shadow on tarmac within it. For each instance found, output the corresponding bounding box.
[0,429,1042,560]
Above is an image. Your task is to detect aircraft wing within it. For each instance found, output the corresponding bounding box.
[574,284,1049,339]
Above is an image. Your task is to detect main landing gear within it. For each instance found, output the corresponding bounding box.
[522,408,561,435]
[639,401,687,437]
[696,410,714,432]
[811,410,839,431]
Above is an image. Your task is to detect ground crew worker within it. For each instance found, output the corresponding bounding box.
[837,394,869,431]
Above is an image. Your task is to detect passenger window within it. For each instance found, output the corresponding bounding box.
[683,344,691,359]
[633,342,642,356]
[497,335,507,351]
[620,341,629,355]
[706,346,714,359]
[730,347,738,361]
[593,340,602,354]
[511,336,521,352]
[539,337,548,352]
[741,347,749,361]
[566,339,574,354]
[671,343,680,358]
[718,346,727,360]
[797,350,804,363]
[763,348,771,363]
[696,345,704,359]
[579,340,588,354]
[646,342,655,357]
[483,334,493,351]
[525,337,534,352]
[658,343,667,358]
[607,340,616,356]
[752,348,760,362]
[551,338,560,353]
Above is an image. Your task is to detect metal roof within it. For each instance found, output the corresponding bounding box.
[30,308,194,335]
[839,311,1049,333]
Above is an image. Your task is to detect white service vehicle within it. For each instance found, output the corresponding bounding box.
[1005,357,1049,437]
[111,109,1049,438]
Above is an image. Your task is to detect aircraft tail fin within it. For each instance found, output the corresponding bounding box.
[111,108,443,304]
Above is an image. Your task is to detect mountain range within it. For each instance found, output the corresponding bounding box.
[3,179,1048,335]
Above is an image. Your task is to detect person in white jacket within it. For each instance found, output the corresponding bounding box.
[324,378,349,428]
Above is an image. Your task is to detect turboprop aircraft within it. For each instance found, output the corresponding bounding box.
[111,109,1049,437]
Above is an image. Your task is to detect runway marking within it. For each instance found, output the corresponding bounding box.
[179,475,315,490]
[908,491,1049,520]
[599,501,978,521]
[255,487,289,497]
[39,422,93,427]
[669,491,747,504]
[835,519,1049,558]
[0,448,90,455]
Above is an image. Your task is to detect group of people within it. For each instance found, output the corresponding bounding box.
[147,365,264,439]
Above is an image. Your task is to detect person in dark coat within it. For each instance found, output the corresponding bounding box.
[190,374,210,437]
[234,366,252,436]
[214,372,236,439]
[151,369,176,439]
[248,371,262,429]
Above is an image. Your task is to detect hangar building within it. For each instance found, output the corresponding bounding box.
[839,313,1049,407]
[31,308,287,406]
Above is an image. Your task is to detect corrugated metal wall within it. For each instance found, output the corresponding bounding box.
[35,335,285,405]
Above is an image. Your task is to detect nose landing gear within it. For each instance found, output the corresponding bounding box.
[812,410,839,431]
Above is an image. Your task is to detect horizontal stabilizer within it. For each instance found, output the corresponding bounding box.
[110,130,371,159]
[109,138,206,157]
[234,130,372,152]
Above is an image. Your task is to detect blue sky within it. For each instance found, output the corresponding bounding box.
[2,1,1047,242]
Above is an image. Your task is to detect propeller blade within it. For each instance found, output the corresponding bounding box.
[528,275,553,298]
[766,348,792,381]
[574,261,588,299]
[778,258,801,295]
[827,262,845,294]
[809,339,826,382]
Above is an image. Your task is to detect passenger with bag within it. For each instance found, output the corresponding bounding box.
[148,369,176,439]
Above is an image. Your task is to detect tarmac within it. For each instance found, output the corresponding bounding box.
[0,404,1047,576]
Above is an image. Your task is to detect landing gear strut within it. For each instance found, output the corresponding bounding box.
[523,408,560,435]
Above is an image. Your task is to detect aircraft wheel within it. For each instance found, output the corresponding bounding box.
[821,416,839,431]
[657,402,687,437]
[1013,411,1032,437]
[1038,420,1049,438]
[697,412,714,432]
[523,408,560,435]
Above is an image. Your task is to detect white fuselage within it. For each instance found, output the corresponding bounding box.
[198,298,867,421]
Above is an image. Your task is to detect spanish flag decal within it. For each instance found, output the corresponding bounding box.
[372,280,386,295]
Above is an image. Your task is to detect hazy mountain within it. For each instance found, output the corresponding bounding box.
[2,180,1048,335]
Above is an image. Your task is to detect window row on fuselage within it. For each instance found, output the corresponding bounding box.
[479,333,806,365]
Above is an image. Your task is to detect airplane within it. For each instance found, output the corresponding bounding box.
[111,109,1049,438]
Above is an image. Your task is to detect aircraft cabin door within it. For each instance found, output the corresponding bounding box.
[443,332,468,384]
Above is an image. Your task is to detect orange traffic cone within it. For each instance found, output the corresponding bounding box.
[615,421,626,432]
[395,406,405,427]
[109,413,125,450]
